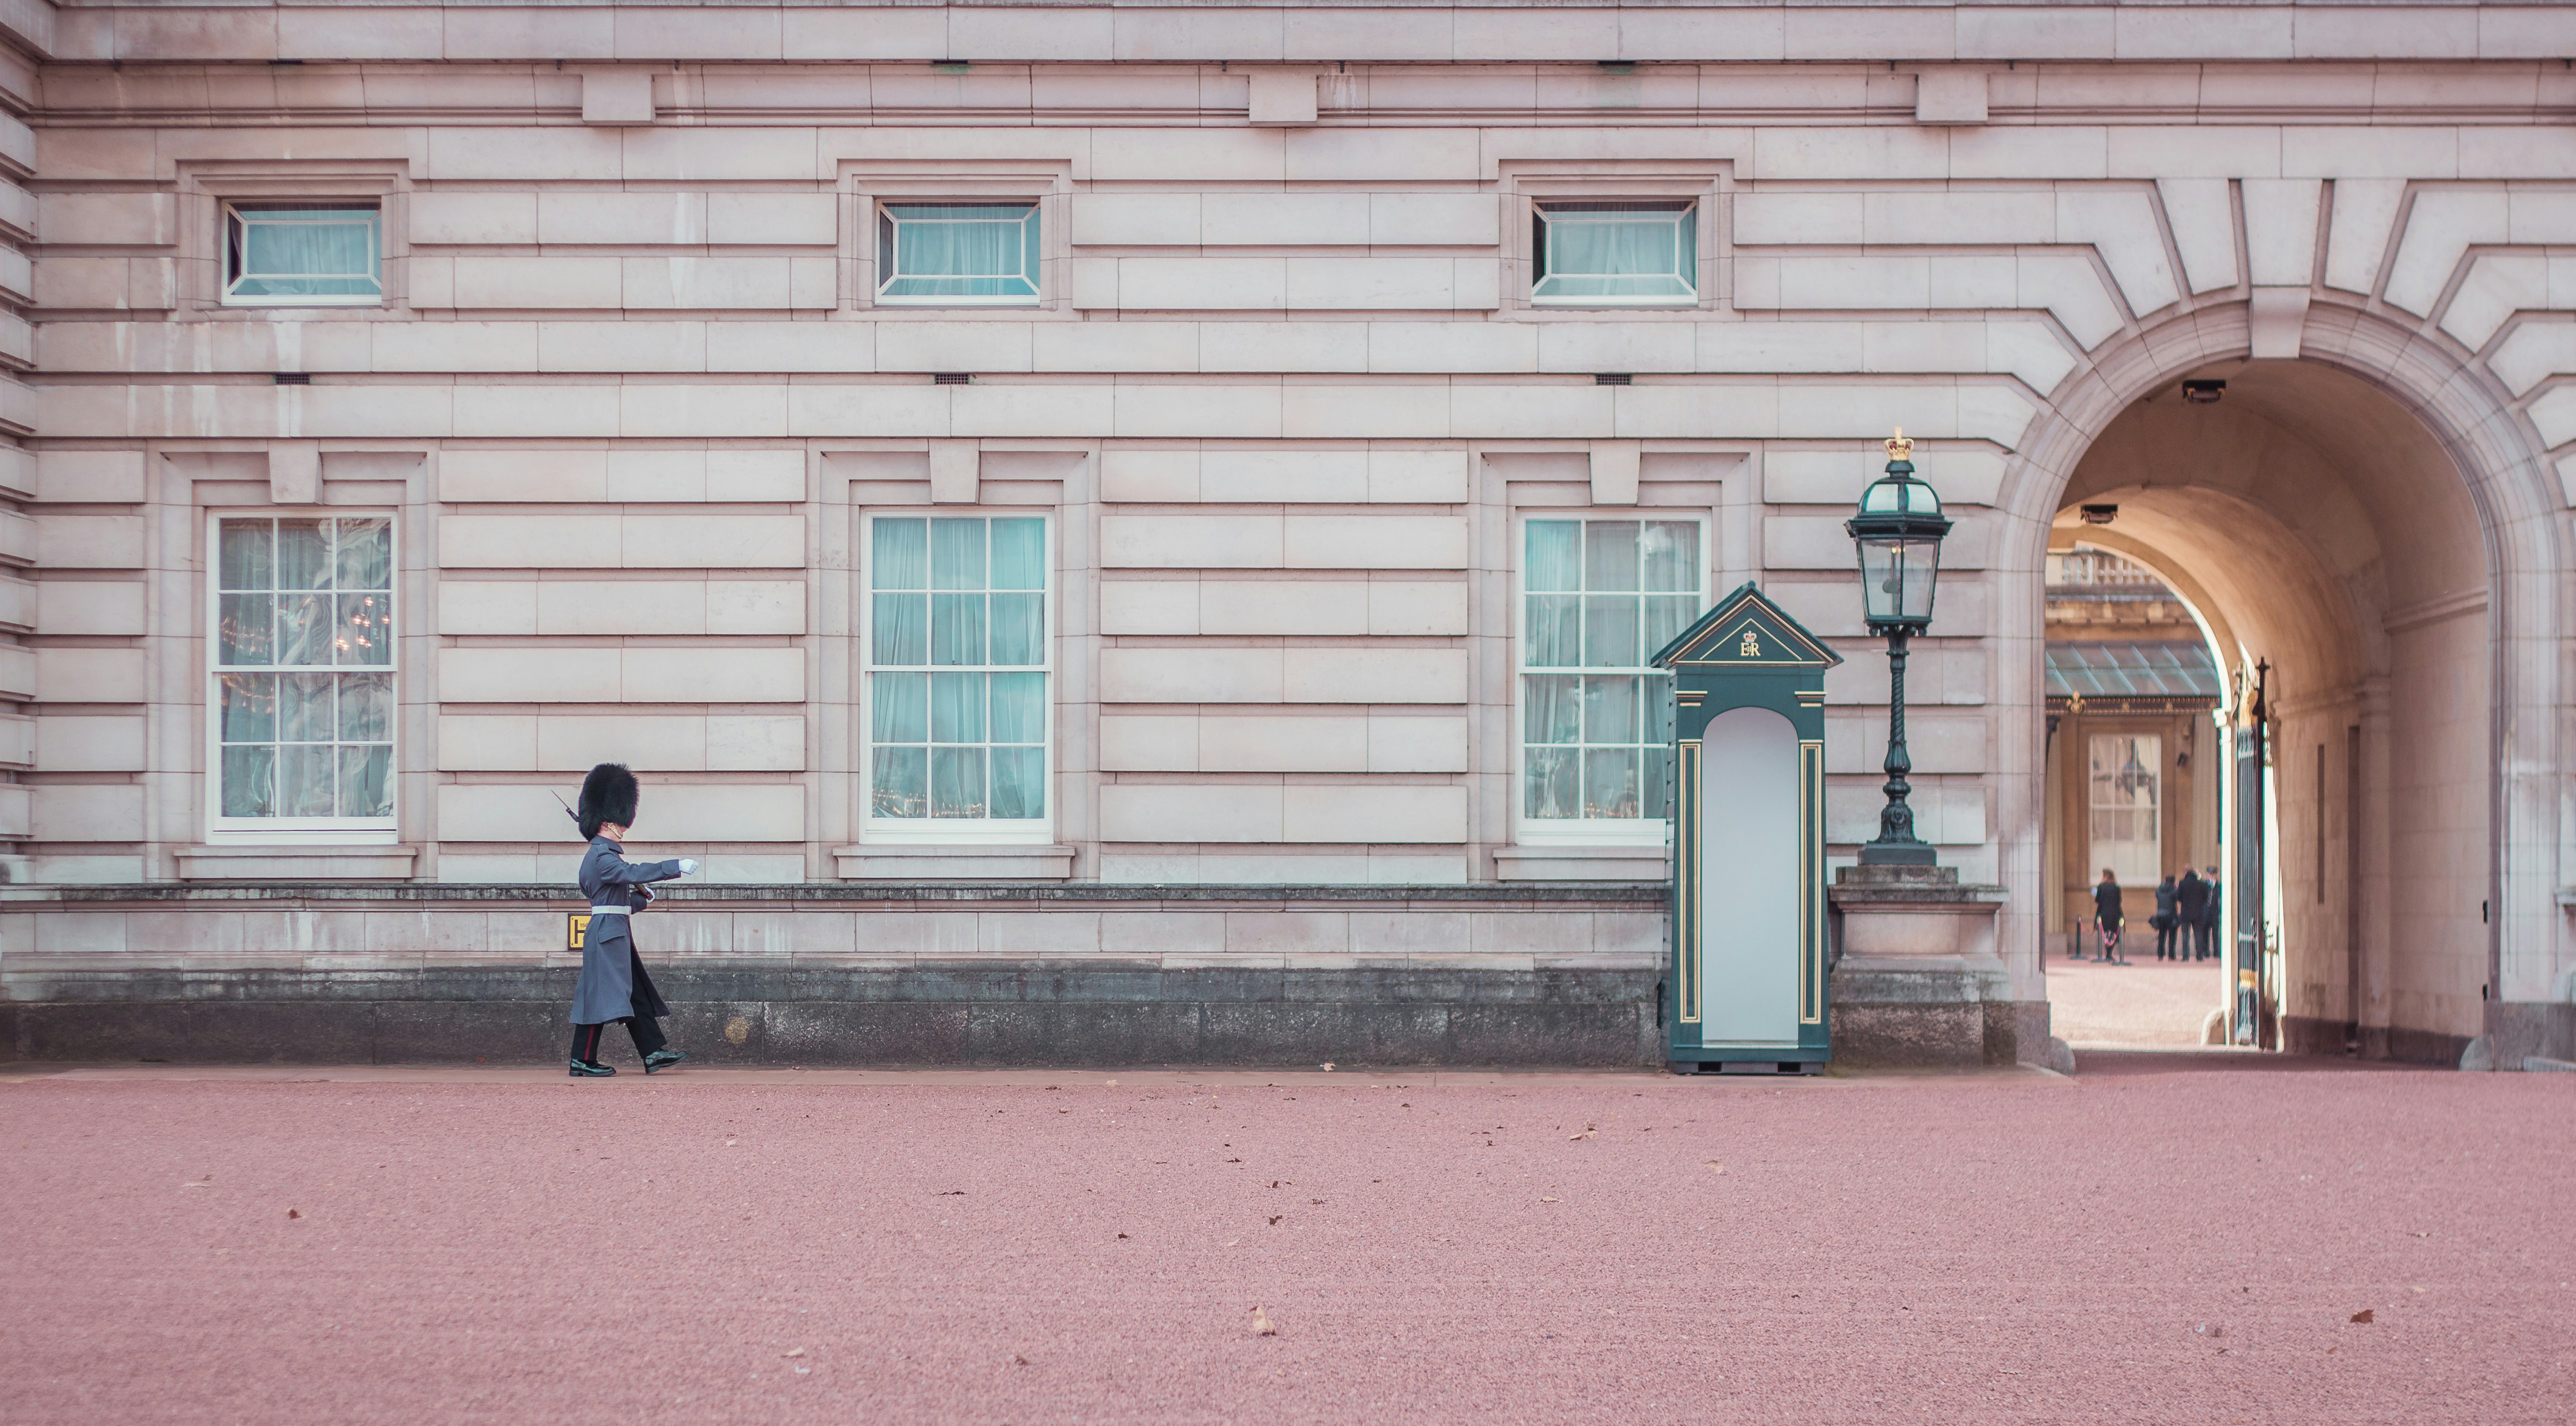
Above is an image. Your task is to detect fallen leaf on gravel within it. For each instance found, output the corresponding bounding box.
[2349,1310,2374,1324]
[1706,1161,1726,1175]
[1118,1233,1129,1240]
[2409,1230,2431,1238]
[1309,1198,1325,1204]
[935,1190,966,1196]
[1224,1239,1239,1248]
[1321,1062,1336,1072]
[1569,1128,1595,1140]
[783,1348,805,1358]
[1541,1196,1561,1203]
[287,1208,301,1220]
[1226,1157,1242,1163]
[1011,1354,1030,1366]
[2194,1324,2223,1338]
[1268,1215,1282,1225]
[1251,1306,1277,1336]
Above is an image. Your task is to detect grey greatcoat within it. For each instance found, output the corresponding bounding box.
[569,835,689,1026]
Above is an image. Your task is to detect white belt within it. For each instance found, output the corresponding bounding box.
[585,906,631,916]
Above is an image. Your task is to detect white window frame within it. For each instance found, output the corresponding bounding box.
[873,200,1043,308]
[1529,200,1699,308]
[220,201,385,308]
[859,510,1055,845]
[1513,512,1707,846]
[203,510,400,844]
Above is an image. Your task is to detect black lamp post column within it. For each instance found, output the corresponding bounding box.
[1871,626,1926,856]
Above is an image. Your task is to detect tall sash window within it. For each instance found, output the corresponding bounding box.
[1519,518,1703,838]
[210,516,396,830]
[865,515,1051,838]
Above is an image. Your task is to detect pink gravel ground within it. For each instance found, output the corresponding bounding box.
[3,1060,2570,1426]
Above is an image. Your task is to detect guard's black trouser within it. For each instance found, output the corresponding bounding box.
[2155,920,2178,958]
[2192,920,2216,960]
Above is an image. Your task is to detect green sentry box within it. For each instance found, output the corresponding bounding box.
[1650,583,1841,1072]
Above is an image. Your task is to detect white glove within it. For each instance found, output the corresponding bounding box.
[676,858,700,876]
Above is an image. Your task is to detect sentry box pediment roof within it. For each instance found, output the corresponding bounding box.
[1651,582,1843,672]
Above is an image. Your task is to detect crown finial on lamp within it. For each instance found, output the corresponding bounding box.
[1884,427,1913,462]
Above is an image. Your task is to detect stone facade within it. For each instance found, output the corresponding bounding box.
[3,1,2574,1068]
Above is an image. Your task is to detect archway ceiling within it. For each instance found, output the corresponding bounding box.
[2052,358,2490,697]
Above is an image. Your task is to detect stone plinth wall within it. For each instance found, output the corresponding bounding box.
[0,882,1667,1066]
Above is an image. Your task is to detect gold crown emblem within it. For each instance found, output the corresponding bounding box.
[1884,427,1914,461]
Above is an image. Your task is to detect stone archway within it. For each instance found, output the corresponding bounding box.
[1993,308,2570,1066]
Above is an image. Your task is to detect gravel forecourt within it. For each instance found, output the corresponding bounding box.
[3,1058,2569,1424]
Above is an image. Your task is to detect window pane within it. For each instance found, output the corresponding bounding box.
[335,517,392,590]
[1645,676,1675,745]
[1524,674,1581,744]
[1581,596,1638,668]
[1641,746,1674,822]
[276,594,334,666]
[988,592,1044,666]
[1525,520,1582,592]
[989,672,1046,744]
[1641,522,1697,592]
[990,518,1045,590]
[1525,595,1581,668]
[221,745,276,818]
[336,744,392,818]
[871,671,928,744]
[218,593,274,666]
[872,593,928,666]
[231,209,382,299]
[1582,676,1640,745]
[219,674,276,742]
[1583,522,1640,591]
[1643,595,1696,662]
[340,672,393,742]
[871,746,928,818]
[872,518,928,590]
[990,746,1046,820]
[1524,747,1578,820]
[930,747,987,818]
[279,744,336,818]
[338,592,393,666]
[278,672,336,742]
[220,520,272,591]
[930,592,986,666]
[1583,748,1640,819]
[930,518,987,590]
[277,520,332,590]
[930,672,986,744]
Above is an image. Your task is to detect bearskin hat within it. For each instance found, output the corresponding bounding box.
[577,762,639,839]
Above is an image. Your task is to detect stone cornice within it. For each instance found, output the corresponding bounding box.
[29,3,2576,69]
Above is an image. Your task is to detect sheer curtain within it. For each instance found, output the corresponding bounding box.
[1534,206,1695,301]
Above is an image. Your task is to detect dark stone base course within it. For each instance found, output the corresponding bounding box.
[0,964,1665,1069]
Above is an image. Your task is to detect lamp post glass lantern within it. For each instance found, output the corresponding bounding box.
[1846,429,1953,866]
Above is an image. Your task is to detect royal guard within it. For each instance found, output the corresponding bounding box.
[567,763,698,1078]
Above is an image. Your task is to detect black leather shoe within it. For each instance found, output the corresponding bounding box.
[643,1048,689,1074]
[569,1058,616,1077]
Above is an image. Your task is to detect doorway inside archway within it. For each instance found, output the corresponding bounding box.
[2035,360,2493,1064]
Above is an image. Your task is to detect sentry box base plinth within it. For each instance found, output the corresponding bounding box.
[1667,1052,1827,1076]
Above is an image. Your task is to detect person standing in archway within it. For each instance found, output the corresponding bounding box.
[2196,865,2224,962]
[2092,868,2126,964]
[2152,873,2180,960]
[2176,868,2209,961]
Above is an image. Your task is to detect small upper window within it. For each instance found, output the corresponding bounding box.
[876,202,1041,305]
[1531,202,1697,306]
[224,203,383,306]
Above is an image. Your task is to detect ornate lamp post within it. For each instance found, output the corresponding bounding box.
[1845,429,1953,866]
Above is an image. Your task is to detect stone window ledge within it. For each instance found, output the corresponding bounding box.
[1494,844,1669,882]
[175,844,421,882]
[833,844,1077,882]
